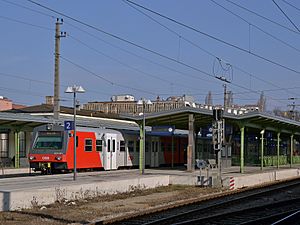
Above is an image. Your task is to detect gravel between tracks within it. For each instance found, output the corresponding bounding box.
[0,185,226,225]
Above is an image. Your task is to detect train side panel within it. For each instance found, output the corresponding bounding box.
[160,136,187,166]
[65,131,103,170]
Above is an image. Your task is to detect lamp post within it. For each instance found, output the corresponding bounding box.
[65,85,85,181]
[137,99,152,174]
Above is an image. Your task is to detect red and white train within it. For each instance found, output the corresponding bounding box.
[29,124,187,173]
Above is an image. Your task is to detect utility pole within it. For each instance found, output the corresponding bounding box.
[53,18,66,120]
[223,83,227,111]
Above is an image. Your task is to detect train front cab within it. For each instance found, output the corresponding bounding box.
[29,124,68,174]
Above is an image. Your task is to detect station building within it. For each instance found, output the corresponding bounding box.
[0,102,300,173]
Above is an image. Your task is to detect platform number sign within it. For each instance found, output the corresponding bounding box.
[64,121,74,131]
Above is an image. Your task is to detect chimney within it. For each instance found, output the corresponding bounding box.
[46,96,54,105]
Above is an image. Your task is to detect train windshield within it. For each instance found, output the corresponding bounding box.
[33,131,63,150]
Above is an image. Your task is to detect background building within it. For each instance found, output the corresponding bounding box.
[83,94,198,115]
[0,96,26,111]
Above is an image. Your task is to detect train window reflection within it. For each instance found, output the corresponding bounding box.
[128,141,134,152]
[33,136,63,149]
[96,140,102,152]
[120,140,125,152]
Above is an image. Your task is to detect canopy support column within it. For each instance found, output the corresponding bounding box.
[139,122,144,174]
[277,132,281,169]
[14,131,20,168]
[290,134,294,168]
[187,113,195,171]
[240,126,245,173]
[260,129,265,170]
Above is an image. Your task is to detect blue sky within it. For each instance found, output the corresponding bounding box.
[0,0,299,111]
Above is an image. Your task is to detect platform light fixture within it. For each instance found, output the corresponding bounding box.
[65,85,85,181]
[137,98,152,174]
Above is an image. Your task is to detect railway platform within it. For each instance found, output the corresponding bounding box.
[0,165,300,211]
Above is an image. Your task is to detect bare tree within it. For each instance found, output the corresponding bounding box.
[205,91,213,105]
[257,92,266,112]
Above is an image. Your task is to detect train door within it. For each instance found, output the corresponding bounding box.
[118,139,126,167]
[95,135,105,168]
[105,134,117,170]
[134,140,140,166]
[145,139,151,166]
[127,138,135,167]
[151,137,159,167]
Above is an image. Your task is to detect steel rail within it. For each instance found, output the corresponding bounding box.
[112,178,300,225]
[173,198,300,225]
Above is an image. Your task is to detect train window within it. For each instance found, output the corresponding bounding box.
[145,142,149,152]
[85,139,93,152]
[108,139,111,152]
[112,140,116,152]
[128,140,134,152]
[167,143,172,151]
[136,140,140,152]
[96,140,102,152]
[120,141,125,152]
[33,135,63,150]
[160,143,165,152]
[76,136,78,148]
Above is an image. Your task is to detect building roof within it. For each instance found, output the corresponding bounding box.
[4,104,120,119]
[0,104,139,131]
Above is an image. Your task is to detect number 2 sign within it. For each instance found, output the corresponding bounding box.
[64,121,74,131]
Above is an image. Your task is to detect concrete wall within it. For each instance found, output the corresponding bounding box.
[0,175,170,211]
[231,169,300,190]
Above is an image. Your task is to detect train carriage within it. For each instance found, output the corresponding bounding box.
[29,124,188,174]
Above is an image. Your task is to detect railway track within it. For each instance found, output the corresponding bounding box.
[108,178,300,225]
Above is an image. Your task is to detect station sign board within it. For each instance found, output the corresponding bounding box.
[151,125,175,136]
[64,121,74,131]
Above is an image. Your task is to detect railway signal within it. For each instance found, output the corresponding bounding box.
[212,108,224,186]
[212,109,224,152]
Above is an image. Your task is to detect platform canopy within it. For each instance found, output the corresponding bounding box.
[226,111,300,135]
[122,107,300,135]
[0,112,52,131]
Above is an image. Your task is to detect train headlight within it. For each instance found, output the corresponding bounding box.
[29,156,36,160]
[55,156,62,161]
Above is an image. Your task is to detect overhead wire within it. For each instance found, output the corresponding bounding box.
[27,0,300,76]
[272,0,300,32]
[59,55,158,96]
[68,34,203,92]
[2,0,216,87]
[123,0,300,75]
[0,1,213,100]
[0,0,55,19]
[280,0,300,12]
[0,71,112,97]
[208,0,300,98]
[5,0,298,108]
[123,0,294,107]
[12,0,295,104]
[65,21,216,86]
[210,0,300,54]
[0,3,170,99]
[224,0,300,35]
[0,15,53,31]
